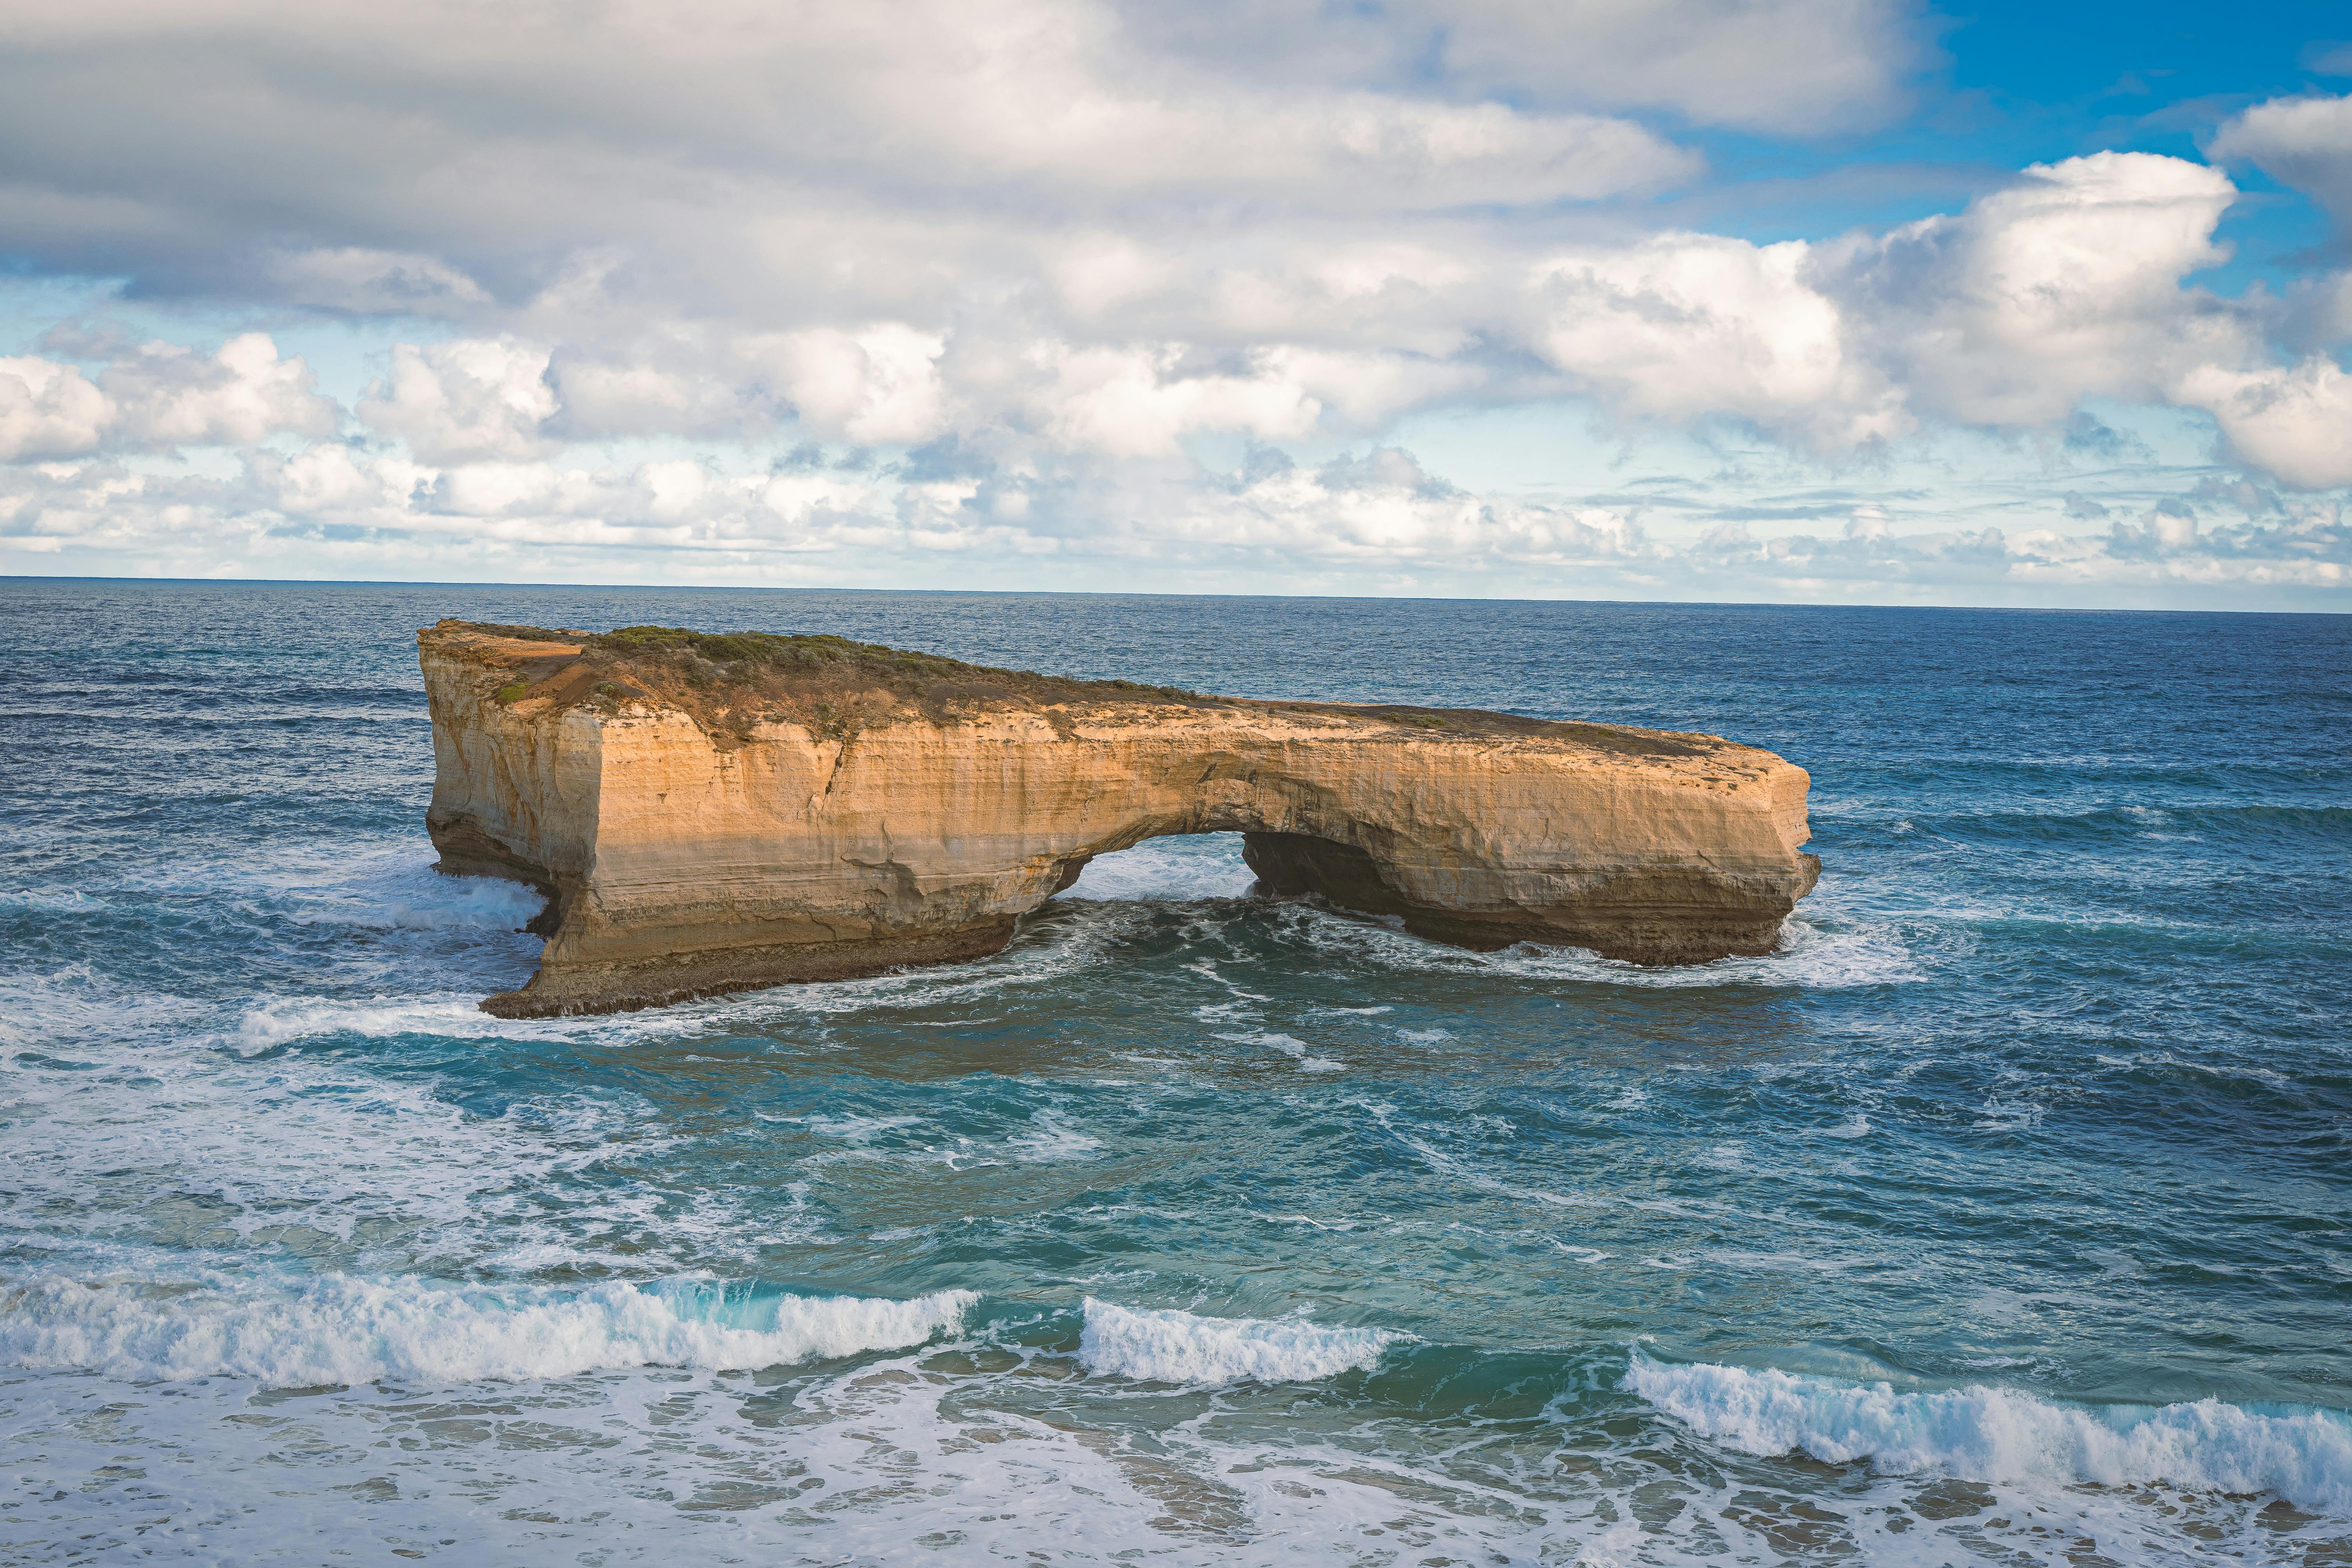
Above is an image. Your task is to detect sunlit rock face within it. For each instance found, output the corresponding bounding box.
[419,621,1820,1017]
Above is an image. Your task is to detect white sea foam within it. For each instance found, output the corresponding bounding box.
[1813,1113,1873,1139]
[0,1005,702,1279]
[1011,1109,1103,1161]
[621,893,1155,1025]
[234,993,538,1050]
[333,871,544,932]
[1627,1354,2352,1514]
[241,850,546,933]
[1292,902,1923,991]
[1078,1298,1404,1386]
[784,1111,928,1141]
[0,965,214,1053]
[0,1274,976,1386]
[1216,1029,1345,1073]
[12,1334,2333,1568]
[0,886,107,912]
[1062,835,1259,902]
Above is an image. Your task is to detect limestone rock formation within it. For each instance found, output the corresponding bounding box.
[419,620,1820,1017]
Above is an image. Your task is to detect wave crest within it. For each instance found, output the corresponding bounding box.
[1078,1298,1403,1386]
[0,1274,976,1387]
[1627,1353,2352,1513]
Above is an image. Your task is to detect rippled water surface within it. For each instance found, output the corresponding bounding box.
[2,579,2347,1565]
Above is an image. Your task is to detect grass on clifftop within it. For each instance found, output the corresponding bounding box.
[434,619,1706,754]
[591,624,1199,699]
[434,621,1214,739]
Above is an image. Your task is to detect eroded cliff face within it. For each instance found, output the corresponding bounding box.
[419,621,1820,1016]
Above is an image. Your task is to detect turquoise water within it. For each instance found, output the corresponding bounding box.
[1,579,2347,1565]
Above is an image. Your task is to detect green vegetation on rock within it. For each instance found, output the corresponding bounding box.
[590,624,1199,699]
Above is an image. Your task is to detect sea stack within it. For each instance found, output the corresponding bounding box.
[419,620,1821,1017]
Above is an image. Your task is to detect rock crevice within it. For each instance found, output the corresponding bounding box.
[418,620,1820,1017]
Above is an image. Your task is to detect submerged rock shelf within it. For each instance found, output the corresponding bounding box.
[418,619,1820,1016]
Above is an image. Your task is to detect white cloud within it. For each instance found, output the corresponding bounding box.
[1123,0,1927,135]
[105,332,339,448]
[1031,346,1322,456]
[0,334,331,459]
[906,81,1697,205]
[0,358,112,461]
[1517,154,2334,488]
[1180,447,1650,565]
[2,3,2350,603]
[1528,233,1902,450]
[2174,358,2352,490]
[546,359,748,442]
[11,434,2345,606]
[267,248,492,315]
[2209,92,2352,237]
[1404,0,1925,134]
[357,339,557,464]
[283,158,2296,481]
[759,326,949,447]
[1835,152,2241,427]
[0,0,1700,315]
[1053,236,1181,319]
[263,441,424,516]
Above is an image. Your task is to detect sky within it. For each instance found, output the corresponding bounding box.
[3,0,2351,608]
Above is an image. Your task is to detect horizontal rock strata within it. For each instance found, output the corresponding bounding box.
[419,620,1820,1016]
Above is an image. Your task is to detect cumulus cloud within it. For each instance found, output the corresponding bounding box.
[357,339,557,465]
[2174,358,2352,490]
[1835,152,2241,426]
[1528,233,1902,451]
[103,332,338,448]
[287,150,2324,484]
[1682,496,2352,594]
[2,2,2350,600]
[2209,92,2352,240]
[1199,447,1651,565]
[0,333,330,459]
[1030,347,1322,457]
[1515,154,2289,463]
[12,432,2346,606]
[761,327,950,448]
[0,358,111,461]
[0,0,1701,307]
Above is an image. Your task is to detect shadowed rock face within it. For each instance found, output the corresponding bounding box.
[418,620,1820,1017]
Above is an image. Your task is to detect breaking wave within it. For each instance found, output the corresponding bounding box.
[1078,1298,1404,1386]
[0,1274,976,1387]
[234,993,538,1050]
[307,866,546,932]
[1627,1353,2352,1513]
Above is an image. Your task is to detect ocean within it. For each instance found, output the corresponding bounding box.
[1,577,2346,1566]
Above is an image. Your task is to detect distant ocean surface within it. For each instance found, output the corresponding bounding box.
[2,577,2348,1566]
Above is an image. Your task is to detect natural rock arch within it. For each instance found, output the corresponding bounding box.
[419,621,1820,1017]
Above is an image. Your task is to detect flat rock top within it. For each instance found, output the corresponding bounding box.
[420,619,1757,766]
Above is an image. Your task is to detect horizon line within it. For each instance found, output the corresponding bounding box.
[3,573,2347,618]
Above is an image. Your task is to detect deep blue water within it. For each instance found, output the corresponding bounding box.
[1,578,2347,1565]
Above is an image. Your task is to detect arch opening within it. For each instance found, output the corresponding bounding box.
[1057,830,1257,903]
[1048,828,1462,943]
